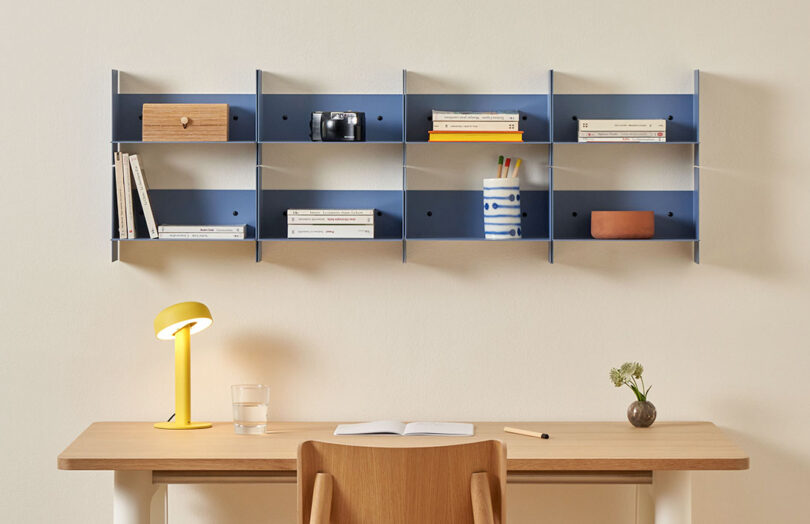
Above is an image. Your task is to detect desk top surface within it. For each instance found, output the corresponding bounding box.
[57,421,748,472]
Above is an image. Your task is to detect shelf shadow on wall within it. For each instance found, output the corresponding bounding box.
[404,241,550,276]
[697,72,786,277]
[118,240,256,272]
[259,241,404,274]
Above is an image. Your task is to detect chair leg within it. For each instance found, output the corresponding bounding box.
[310,473,333,524]
[471,472,495,524]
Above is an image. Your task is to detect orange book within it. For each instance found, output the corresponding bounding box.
[428,131,524,142]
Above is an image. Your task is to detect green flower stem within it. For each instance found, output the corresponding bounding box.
[625,380,646,402]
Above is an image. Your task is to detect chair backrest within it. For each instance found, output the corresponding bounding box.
[298,440,506,524]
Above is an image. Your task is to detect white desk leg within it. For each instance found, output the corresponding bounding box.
[114,471,166,524]
[653,471,691,524]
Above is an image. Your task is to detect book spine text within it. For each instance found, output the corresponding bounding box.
[287,225,374,238]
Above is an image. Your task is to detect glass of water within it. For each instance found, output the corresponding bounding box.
[231,384,270,435]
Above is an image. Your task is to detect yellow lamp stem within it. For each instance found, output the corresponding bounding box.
[174,325,191,425]
[154,324,211,430]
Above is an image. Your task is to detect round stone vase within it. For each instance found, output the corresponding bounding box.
[627,400,657,428]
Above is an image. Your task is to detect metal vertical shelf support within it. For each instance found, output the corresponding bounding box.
[111,70,121,262]
[255,69,263,262]
[548,69,555,264]
[402,69,408,263]
[693,69,700,264]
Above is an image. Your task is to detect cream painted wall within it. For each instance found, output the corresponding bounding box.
[2,0,810,522]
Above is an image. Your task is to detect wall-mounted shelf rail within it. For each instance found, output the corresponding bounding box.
[110,69,700,264]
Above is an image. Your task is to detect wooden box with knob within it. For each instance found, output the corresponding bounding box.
[142,103,229,142]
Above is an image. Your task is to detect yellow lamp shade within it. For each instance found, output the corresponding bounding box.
[154,301,212,340]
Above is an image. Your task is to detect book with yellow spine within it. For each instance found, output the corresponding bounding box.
[428,131,524,142]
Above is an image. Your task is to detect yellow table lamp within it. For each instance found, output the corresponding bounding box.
[153,301,213,430]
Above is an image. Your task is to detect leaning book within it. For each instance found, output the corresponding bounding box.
[128,155,158,239]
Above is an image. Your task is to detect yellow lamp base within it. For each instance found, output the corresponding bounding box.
[154,421,212,430]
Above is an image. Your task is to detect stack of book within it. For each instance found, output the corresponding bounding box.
[287,209,375,238]
[578,119,666,142]
[114,152,159,239]
[158,224,246,240]
[428,110,523,142]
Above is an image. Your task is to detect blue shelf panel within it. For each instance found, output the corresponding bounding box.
[555,141,698,145]
[405,141,550,145]
[112,94,256,142]
[114,189,256,240]
[259,95,403,142]
[260,238,402,242]
[114,141,256,144]
[554,238,696,242]
[116,238,254,242]
[406,190,549,240]
[552,94,697,143]
[406,238,549,242]
[553,190,696,240]
[261,141,403,144]
[406,95,550,143]
[260,190,403,240]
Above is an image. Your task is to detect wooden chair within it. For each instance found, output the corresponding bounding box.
[298,440,506,524]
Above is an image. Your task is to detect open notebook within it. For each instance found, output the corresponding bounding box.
[334,421,474,436]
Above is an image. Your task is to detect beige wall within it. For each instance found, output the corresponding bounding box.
[2,0,810,522]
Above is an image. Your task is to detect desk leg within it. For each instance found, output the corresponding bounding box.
[652,471,691,524]
[114,471,166,524]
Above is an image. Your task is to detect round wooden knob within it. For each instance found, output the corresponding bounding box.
[180,116,189,129]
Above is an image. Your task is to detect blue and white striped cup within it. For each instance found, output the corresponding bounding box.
[483,177,522,240]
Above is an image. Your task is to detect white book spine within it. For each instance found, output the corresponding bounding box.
[113,152,127,239]
[579,131,665,137]
[578,119,666,131]
[578,137,667,142]
[121,153,136,239]
[288,215,374,225]
[287,209,375,216]
[287,225,374,238]
[158,225,247,233]
[432,110,519,122]
[432,121,519,131]
[128,155,158,239]
[158,232,245,239]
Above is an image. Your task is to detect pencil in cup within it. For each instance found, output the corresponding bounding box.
[511,158,522,178]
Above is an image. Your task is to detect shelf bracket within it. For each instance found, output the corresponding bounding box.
[548,241,554,264]
[111,240,120,263]
[255,241,262,262]
[402,239,407,263]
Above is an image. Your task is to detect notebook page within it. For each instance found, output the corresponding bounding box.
[402,422,474,436]
[334,421,407,436]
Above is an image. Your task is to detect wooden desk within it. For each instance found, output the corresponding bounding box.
[58,421,748,524]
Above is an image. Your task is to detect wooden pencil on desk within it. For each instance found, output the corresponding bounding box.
[504,426,549,439]
[502,157,511,178]
[497,155,504,178]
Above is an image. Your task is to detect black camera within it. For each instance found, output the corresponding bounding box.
[310,111,365,141]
